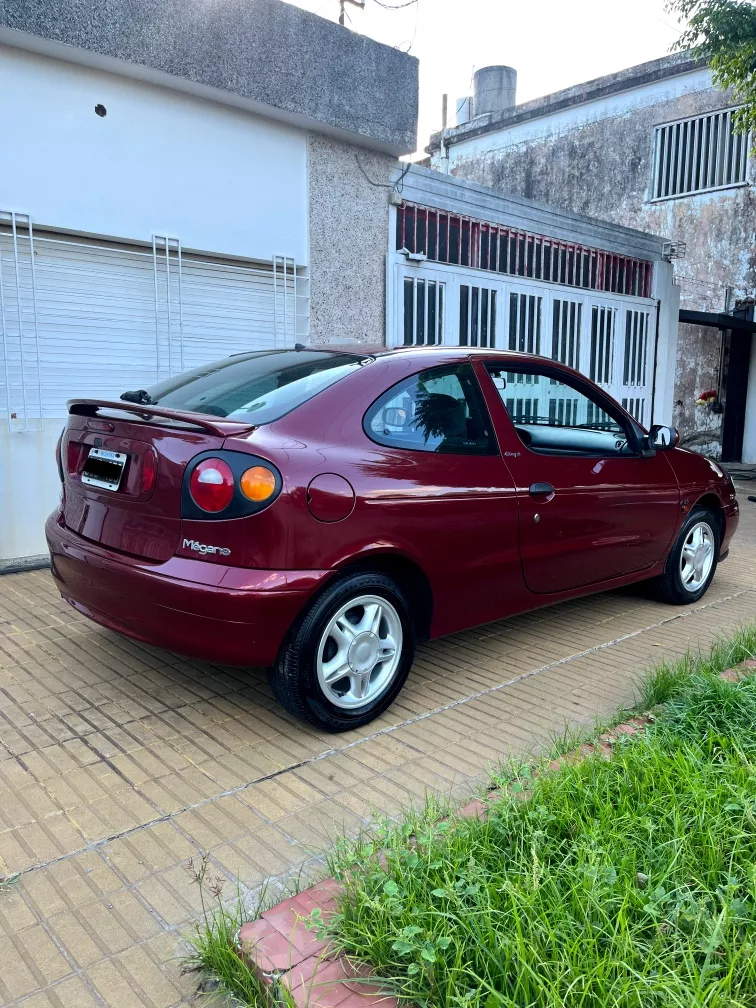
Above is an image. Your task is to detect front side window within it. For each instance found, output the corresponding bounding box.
[364,364,496,455]
[142,350,368,424]
[486,364,635,456]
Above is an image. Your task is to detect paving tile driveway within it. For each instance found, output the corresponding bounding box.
[0,488,755,1007]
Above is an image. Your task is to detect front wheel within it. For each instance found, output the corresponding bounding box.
[269,572,415,731]
[651,508,720,605]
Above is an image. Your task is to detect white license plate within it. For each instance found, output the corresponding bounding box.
[81,447,128,491]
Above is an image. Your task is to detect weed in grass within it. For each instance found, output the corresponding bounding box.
[324,624,756,1008]
[181,855,293,1006]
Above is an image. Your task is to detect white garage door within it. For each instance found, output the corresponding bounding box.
[0,216,307,428]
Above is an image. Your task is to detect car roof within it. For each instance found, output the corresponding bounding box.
[319,345,553,363]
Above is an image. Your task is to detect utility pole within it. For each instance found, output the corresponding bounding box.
[339,0,365,25]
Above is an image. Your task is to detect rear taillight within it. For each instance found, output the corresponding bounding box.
[141,448,158,495]
[55,432,64,481]
[66,441,85,476]
[183,451,282,519]
[240,466,277,502]
[189,458,235,512]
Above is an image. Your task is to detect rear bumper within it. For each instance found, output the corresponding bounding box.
[45,509,331,667]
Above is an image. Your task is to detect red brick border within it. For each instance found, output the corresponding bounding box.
[236,661,756,1006]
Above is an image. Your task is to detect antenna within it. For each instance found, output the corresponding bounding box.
[339,0,365,25]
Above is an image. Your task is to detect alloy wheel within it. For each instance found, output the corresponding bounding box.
[679,520,715,593]
[316,595,403,709]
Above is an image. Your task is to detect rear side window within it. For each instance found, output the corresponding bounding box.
[364,364,496,455]
[143,350,368,424]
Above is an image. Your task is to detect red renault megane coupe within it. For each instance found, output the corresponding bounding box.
[47,346,739,731]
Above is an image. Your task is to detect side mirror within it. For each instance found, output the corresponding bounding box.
[648,424,679,450]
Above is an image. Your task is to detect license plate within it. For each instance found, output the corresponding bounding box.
[81,447,128,491]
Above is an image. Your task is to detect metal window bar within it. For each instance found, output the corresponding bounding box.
[623,310,649,386]
[273,255,298,347]
[506,396,538,423]
[0,211,44,430]
[152,235,185,379]
[405,277,444,346]
[652,109,749,199]
[460,284,497,347]
[590,306,615,385]
[397,204,652,297]
[551,300,582,383]
[622,396,645,425]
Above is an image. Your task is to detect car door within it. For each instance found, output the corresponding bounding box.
[360,361,521,634]
[475,359,680,594]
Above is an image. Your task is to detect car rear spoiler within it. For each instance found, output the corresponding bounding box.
[67,399,256,437]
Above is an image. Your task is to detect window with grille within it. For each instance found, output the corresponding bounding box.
[552,299,582,370]
[623,310,649,386]
[590,306,616,386]
[459,284,497,347]
[403,277,445,346]
[652,109,749,200]
[508,293,542,386]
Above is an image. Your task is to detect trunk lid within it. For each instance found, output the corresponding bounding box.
[61,400,255,562]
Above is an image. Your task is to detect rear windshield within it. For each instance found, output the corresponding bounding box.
[143,350,369,425]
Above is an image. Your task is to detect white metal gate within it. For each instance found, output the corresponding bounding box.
[0,212,309,429]
[391,261,656,427]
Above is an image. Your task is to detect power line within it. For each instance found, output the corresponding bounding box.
[371,0,418,8]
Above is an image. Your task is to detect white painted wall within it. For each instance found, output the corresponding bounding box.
[0,44,308,263]
[0,421,65,567]
[651,262,681,428]
[743,337,756,464]
[438,67,714,171]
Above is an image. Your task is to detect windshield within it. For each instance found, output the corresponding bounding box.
[143,350,369,424]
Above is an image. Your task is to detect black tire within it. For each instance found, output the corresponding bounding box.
[650,507,720,605]
[269,572,415,732]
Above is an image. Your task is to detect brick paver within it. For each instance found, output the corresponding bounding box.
[0,487,754,1006]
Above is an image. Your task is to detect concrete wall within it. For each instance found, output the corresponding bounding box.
[0,45,309,263]
[0,0,418,154]
[307,134,396,346]
[438,64,755,454]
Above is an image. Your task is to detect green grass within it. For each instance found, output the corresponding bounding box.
[181,857,295,1006]
[324,625,756,1008]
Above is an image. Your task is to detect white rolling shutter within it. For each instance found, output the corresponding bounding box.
[0,219,306,425]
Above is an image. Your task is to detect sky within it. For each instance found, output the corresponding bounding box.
[282,0,687,155]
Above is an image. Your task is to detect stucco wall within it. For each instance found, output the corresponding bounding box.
[443,77,755,453]
[0,0,418,154]
[307,134,396,346]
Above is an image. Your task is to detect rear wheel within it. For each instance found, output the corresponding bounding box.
[651,507,720,605]
[269,572,415,731]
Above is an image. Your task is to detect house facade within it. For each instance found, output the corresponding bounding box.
[429,53,756,465]
[1,0,682,570]
[0,0,416,568]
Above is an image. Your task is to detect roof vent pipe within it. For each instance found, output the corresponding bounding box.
[473,66,517,117]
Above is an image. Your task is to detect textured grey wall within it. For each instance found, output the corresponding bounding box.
[0,0,418,153]
[444,81,753,451]
[308,134,395,347]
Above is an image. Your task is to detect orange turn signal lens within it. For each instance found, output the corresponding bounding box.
[240,466,277,502]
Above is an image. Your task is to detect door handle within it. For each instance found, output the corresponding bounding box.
[529,482,555,498]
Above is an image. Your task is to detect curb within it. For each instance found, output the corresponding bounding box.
[236,659,756,1006]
